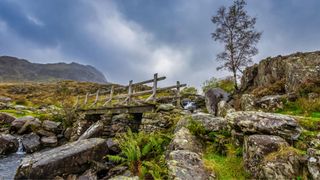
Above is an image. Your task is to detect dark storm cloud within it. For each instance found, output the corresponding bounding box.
[0,0,320,88]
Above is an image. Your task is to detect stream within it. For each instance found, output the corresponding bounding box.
[0,137,25,180]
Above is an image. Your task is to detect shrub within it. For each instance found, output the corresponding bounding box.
[202,76,235,93]
[299,78,320,96]
[187,118,206,137]
[181,86,198,95]
[106,129,171,179]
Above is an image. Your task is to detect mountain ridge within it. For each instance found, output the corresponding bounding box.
[0,56,108,83]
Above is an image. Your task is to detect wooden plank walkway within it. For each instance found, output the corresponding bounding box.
[76,104,156,115]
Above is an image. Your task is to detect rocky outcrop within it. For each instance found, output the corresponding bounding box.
[139,112,174,133]
[15,138,108,179]
[243,135,289,178]
[307,148,320,180]
[239,94,255,111]
[226,111,302,140]
[240,51,320,94]
[216,100,235,117]
[205,88,230,116]
[0,134,19,155]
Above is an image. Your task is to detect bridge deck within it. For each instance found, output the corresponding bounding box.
[76,104,156,115]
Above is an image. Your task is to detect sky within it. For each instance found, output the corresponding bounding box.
[0,0,320,89]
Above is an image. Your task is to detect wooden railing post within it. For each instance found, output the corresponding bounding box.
[84,92,89,106]
[176,81,182,108]
[146,73,158,102]
[91,89,100,107]
[126,80,133,105]
[103,85,114,106]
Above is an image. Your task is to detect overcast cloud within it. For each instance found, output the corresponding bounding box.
[0,0,320,88]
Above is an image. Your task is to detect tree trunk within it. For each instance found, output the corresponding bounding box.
[233,71,238,91]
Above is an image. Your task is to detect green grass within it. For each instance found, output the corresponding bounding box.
[203,153,248,180]
[0,109,51,121]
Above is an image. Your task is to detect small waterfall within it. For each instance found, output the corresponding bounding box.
[16,137,25,155]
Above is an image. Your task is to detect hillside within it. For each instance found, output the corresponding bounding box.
[0,56,107,83]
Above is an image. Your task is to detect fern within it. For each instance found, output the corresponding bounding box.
[106,155,125,163]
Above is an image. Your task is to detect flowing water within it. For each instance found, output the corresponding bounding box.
[0,137,25,180]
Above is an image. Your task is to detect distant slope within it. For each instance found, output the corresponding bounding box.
[0,56,107,83]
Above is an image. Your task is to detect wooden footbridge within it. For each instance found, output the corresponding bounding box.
[74,73,186,115]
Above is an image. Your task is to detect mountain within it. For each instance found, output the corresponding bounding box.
[0,56,107,83]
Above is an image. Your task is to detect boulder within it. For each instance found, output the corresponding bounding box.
[191,113,227,132]
[15,138,108,179]
[0,113,16,124]
[169,127,202,153]
[205,88,230,116]
[240,94,255,111]
[157,104,175,111]
[0,134,19,155]
[243,135,289,177]
[139,112,173,133]
[259,147,301,179]
[307,148,320,180]
[21,133,41,153]
[255,95,284,112]
[41,136,58,147]
[42,120,62,133]
[17,118,41,134]
[226,111,302,140]
[167,150,215,180]
[78,121,104,140]
[11,116,36,132]
[70,119,93,141]
[216,100,235,117]
[37,129,56,137]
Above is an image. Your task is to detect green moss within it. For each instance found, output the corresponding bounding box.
[203,151,249,180]
[187,117,206,137]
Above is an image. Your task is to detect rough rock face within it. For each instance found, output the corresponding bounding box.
[169,127,202,153]
[216,101,235,117]
[0,134,19,155]
[21,133,41,153]
[15,138,108,179]
[42,120,62,133]
[41,136,58,147]
[226,111,302,140]
[240,94,255,111]
[307,148,320,180]
[240,51,320,93]
[259,149,301,179]
[205,88,230,116]
[70,119,94,141]
[78,120,104,140]
[191,113,227,132]
[255,95,284,112]
[243,135,289,177]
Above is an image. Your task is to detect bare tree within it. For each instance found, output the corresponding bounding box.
[211,0,262,91]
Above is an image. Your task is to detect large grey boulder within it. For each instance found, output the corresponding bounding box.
[226,111,302,140]
[21,133,41,153]
[0,134,19,155]
[243,135,289,178]
[205,88,230,116]
[78,120,104,140]
[191,113,227,132]
[15,138,108,179]
[167,150,214,180]
[307,148,320,180]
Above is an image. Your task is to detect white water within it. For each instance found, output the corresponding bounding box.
[0,136,25,180]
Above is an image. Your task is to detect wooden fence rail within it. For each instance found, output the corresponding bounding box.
[74,73,186,108]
